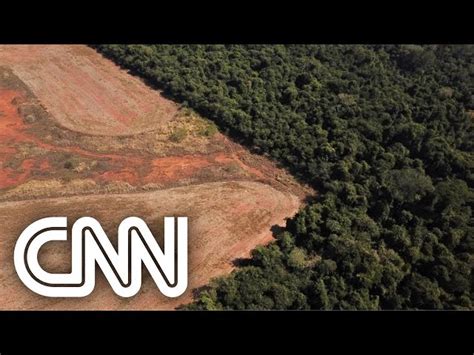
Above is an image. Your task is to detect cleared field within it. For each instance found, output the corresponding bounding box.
[0,45,178,136]
[0,181,300,309]
[0,64,307,197]
[0,45,312,309]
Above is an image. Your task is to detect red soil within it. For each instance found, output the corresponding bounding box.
[38,159,51,171]
[0,89,270,191]
[0,90,34,189]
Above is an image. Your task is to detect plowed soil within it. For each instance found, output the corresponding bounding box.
[0,45,313,309]
[0,45,178,136]
[0,181,300,309]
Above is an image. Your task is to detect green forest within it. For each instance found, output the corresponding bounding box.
[95,45,474,309]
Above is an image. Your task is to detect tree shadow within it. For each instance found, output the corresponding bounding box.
[175,285,214,310]
[231,257,253,267]
[230,222,285,267]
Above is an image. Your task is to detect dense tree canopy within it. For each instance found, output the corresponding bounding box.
[96,45,474,309]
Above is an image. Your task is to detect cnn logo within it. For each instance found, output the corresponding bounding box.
[14,216,188,298]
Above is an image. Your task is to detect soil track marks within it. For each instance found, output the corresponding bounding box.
[0,45,178,136]
[0,181,300,309]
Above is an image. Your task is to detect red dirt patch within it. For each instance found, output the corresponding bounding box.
[0,88,301,194]
[0,90,34,189]
[0,89,264,191]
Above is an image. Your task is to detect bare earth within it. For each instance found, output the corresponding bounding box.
[0,45,313,310]
[0,45,178,136]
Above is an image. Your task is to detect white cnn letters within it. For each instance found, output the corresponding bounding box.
[14,216,188,298]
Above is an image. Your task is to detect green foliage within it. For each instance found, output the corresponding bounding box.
[384,168,434,203]
[96,44,474,309]
[198,119,218,137]
[169,127,187,143]
[287,248,309,270]
[395,45,436,72]
[63,160,74,170]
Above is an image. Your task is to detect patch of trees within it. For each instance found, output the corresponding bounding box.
[95,44,474,309]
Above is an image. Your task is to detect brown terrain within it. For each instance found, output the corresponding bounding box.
[0,45,312,309]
